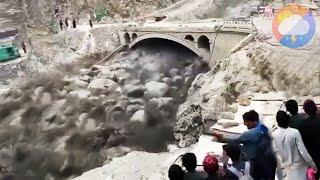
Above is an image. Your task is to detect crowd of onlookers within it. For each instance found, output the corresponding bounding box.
[168,99,320,180]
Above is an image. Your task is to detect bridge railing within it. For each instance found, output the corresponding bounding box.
[221,19,254,33]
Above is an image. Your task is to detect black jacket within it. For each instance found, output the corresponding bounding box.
[299,115,320,166]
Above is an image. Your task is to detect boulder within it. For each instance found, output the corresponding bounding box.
[167,86,180,100]
[41,99,65,125]
[128,79,141,85]
[250,86,260,93]
[32,86,45,102]
[57,89,68,98]
[40,92,52,107]
[34,86,44,98]
[234,82,247,94]
[228,104,238,113]
[145,81,169,98]
[174,104,203,148]
[53,136,69,154]
[149,97,175,109]
[217,119,239,128]
[102,99,117,107]
[238,96,251,106]
[169,68,179,78]
[88,96,99,103]
[84,119,96,131]
[130,110,145,122]
[62,76,74,84]
[126,105,143,117]
[202,107,218,121]
[91,65,104,71]
[113,100,127,112]
[79,75,92,83]
[162,77,172,85]
[111,110,127,122]
[79,68,90,75]
[88,78,118,95]
[143,62,160,72]
[191,73,205,89]
[123,84,145,97]
[221,112,235,120]
[69,89,91,100]
[9,117,23,128]
[172,75,184,87]
[128,98,145,106]
[145,97,175,125]
[76,113,88,128]
[261,86,269,94]
[69,78,89,90]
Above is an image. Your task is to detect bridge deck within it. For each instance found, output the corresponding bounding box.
[119,19,254,34]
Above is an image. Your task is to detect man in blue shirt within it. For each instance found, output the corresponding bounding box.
[214,110,276,180]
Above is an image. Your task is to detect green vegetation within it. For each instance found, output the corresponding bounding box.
[95,8,109,22]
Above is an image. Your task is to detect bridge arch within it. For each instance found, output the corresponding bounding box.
[198,35,210,52]
[129,33,206,58]
[124,33,131,44]
[132,33,138,40]
[185,35,195,42]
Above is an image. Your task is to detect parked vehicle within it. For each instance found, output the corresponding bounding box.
[0,45,20,62]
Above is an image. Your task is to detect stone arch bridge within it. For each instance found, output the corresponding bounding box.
[118,19,255,67]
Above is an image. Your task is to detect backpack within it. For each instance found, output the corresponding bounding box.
[227,162,253,180]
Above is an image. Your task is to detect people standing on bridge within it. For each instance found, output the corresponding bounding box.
[87,13,93,28]
[299,99,320,179]
[285,99,304,129]
[59,19,63,31]
[89,19,93,28]
[273,110,316,180]
[70,13,76,29]
[65,17,69,28]
[21,42,26,54]
[72,19,77,28]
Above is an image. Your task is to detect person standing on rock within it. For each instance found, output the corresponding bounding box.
[182,153,206,180]
[299,99,320,179]
[273,110,317,180]
[285,99,304,129]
